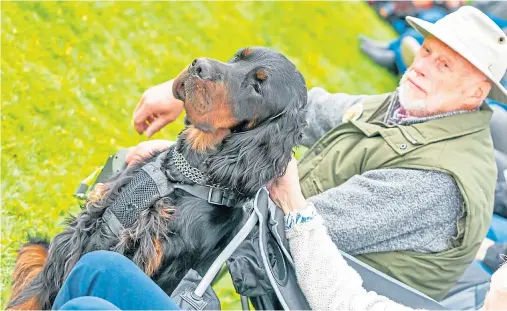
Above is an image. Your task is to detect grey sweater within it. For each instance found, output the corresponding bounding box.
[295,87,464,255]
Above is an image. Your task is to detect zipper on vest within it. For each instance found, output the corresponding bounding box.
[398,126,419,144]
[403,131,418,144]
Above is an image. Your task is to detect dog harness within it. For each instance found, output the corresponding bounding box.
[101,147,244,238]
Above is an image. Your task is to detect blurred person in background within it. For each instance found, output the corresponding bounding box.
[361,0,507,75]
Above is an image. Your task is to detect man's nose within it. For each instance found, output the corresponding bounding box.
[411,58,428,78]
[190,58,216,81]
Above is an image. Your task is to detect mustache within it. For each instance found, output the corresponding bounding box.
[399,70,414,86]
[399,70,429,94]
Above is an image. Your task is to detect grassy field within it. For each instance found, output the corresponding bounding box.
[1,1,398,309]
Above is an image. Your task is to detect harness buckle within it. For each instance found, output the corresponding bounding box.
[208,187,225,205]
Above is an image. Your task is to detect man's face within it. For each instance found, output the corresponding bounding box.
[398,37,490,116]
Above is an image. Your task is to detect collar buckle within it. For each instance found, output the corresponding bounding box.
[208,187,225,205]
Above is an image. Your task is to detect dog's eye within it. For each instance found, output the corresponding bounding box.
[253,83,261,94]
[229,54,241,62]
[255,70,267,82]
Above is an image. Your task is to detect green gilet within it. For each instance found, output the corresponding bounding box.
[297,93,497,300]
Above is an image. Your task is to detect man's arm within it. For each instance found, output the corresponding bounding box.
[286,211,416,311]
[305,168,464,255]
[301,87,366,148]
[268,161,460,310]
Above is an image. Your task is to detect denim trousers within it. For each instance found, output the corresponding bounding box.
[52,250,181,310]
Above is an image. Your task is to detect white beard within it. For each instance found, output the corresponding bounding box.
[398,81,427,112]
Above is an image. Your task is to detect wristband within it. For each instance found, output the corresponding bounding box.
[284,202,317,230]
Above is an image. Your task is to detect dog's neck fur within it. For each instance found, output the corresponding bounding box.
[174,126,224,175]
[164,125,258,198]
[163,126,235,191]
[164,112,296,199]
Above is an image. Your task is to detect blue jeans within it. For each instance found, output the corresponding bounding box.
[52,251,181,310]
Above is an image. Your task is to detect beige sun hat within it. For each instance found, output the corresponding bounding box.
[406,5,507,104]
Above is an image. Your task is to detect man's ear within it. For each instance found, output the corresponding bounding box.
[470,80,492,102]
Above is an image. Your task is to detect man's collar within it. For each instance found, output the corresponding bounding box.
[384,89,483,126]
[363,90,494,146]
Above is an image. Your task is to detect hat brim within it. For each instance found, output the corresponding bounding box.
[406,16,507,104]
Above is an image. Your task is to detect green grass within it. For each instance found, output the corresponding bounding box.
[1,1,397,309]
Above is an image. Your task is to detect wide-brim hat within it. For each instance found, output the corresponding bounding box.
[406,6,507,104]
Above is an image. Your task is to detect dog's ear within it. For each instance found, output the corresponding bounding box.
[207,86,308,197]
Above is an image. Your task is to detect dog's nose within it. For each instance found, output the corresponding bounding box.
[190,58,214,80]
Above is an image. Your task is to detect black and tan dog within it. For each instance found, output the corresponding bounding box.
[8,47,308,310]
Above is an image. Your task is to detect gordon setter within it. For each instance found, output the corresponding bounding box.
[8,47,308,310]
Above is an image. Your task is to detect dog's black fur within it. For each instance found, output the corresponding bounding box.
[8,47,308,310]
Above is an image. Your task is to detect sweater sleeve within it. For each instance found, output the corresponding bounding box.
[301,87,366,148]
[306,168,463,255]
[287,212,421,311]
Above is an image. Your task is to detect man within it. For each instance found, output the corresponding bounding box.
[129,6,506,301]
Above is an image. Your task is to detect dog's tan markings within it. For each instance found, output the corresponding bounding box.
[255,70,267,81]
[185,83,238,132]
[247,115,258,129]
[160,206,174,218]
[145,238,163,277]
[7,296,40,310]
[242,48,253,57]
[184,125,231,152]
[209,87,238,129]
[8,244,48,310]
[184,83,238,152]
[87,183,107,205]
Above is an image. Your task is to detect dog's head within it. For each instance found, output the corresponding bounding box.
[173,47,308,196]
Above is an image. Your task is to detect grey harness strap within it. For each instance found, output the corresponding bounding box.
[172,183,242,207]
[101,148,243,238]
[102,150,174,238]
[102,209,124,237]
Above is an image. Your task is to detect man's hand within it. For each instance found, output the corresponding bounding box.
[132,79,184,138]
[125,140,175,167]
[268,158,308,214]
